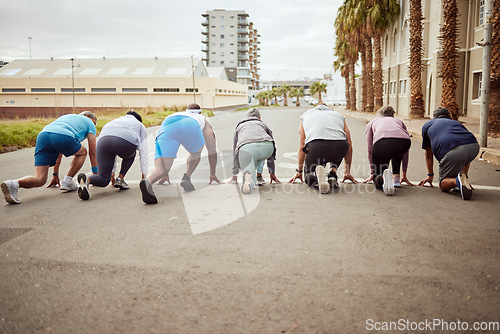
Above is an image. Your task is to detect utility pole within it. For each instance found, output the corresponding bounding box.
[191,56,196,103]
[479,0,494,147]
[28,37,32,60]
[70,58,75,113]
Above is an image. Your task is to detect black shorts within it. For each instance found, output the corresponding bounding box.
[303,139,349,174]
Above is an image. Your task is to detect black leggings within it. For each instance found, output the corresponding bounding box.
[89,136,137,187]
[372,138,411,178]
[304,139,349,187]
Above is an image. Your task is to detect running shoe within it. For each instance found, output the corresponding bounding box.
[77,173,90,200]
[114,177,129,190]
[256,175,265,186]
[60,179,78,191]
[393,175,401,188]
[457,171,472,200]
[1,180,21,204]
[140,179,158,204]
[180,173,195,191]
[327,169,339,188]
[315,165,329,194]
[382,169,395,196]
[241,170,252,194]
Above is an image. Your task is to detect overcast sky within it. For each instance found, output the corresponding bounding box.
[0,0,343,82]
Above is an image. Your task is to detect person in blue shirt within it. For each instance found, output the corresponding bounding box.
[1,111,98,204]
[418,107,480,200]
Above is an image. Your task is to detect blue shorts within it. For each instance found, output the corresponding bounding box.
[34,132,82,166]
[155,115,205,159]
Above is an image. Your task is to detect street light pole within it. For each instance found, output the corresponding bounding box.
[70,58,75,113]
[28,37,32,60]
[479,0,494,147]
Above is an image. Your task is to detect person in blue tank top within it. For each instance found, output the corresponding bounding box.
[139,103,222,204]
[418,107,480,200]
[1,111,98,204]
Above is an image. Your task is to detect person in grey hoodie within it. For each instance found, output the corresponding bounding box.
[228,108,280,194]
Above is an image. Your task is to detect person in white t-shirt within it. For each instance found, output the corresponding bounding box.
[288,103,357,194]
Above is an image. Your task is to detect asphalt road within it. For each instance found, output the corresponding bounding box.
[1,106,499,333]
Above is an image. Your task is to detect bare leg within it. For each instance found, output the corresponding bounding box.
[18,166,50,188]
[66,146,87,178]
[185,148,202,177]
[439,178,457,192]
[147,157,174,184]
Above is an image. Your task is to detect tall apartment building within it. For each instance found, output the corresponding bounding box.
[202,9,261,90]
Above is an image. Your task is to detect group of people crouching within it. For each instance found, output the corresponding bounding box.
[1,102,480,205]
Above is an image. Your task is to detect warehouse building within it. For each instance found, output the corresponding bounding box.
[0,57,248,118]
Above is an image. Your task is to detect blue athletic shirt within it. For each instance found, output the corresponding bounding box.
[421,117,477,161]
[41,114,96,142]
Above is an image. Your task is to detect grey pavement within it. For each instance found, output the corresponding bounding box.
[0,105,499,333]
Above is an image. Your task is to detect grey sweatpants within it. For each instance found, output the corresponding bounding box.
[439,142,480,182]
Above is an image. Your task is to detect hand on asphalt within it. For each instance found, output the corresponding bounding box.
[401,175,415,186]
[362,175,374,184]
[342,173,358,183]
[209,174,223,184]
[47,175,60,188]
[158,174,171,185]
[418,176,434,187]
[228,175,238,184]
[269,174,281,184]
[288,172,303,183]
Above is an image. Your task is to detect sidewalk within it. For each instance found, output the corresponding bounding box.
[335,108,500,166]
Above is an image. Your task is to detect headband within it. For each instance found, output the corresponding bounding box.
[186,108,202,114]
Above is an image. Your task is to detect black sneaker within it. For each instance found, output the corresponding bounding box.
[140,179,158,204]
[77,173,90,200]
[327,170,339,188]
[256,175,265,186]
[457,172,472,200]
[180,173,195,191]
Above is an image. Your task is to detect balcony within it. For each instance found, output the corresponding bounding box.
[202,47,209,53]
[238,28,248,35]
[201,28,209,35]
[238,62,248,68]
[201,19,209,26]
[202,37,209,44]
[238,37,248,43]
[238,54,249,61]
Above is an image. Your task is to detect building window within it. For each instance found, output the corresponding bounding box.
[220,52,224,56]
[212,52,216,54]
[220,43,224,47]
[230,25,234,28]
[221,34,224,38]
[211,61,216,63]
[31,88,56,92]
[479,0,485,25]
[154,88,179,92]
[220,61,225,65]
[212,34,216,37]
[61,88,85,92]
[220,16,225,21]
[393,31,398,53]
[211,25,215,28]
[220,25,224,30]
[91,88,116,92]
[186,88,198,92]
[122,88,147,92]
[230,16,234,19]
[472,72,482,99]
[399,79,407,95]
[2,88,25,92]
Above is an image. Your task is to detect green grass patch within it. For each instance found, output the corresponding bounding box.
[0,108,215,153]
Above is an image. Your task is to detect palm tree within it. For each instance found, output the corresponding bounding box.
[409,0,425,119]
[310,82,327,104]
[279,85,291,106]
[270,88,279,106]
[289,87,304,107]
[333,57,351,110]
[438,0,460,120]
[490,0,500,134]
[369,0,400,111]
[255,91,266,106]
[264,90,271,106]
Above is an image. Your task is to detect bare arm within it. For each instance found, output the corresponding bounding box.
[342,121,357,183]
[47,154,63,188]
[418,147,434,187]
[288,122,306,183]
[87,133,98,173]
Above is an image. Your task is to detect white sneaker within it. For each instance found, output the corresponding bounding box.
[241,170,252,194]
[393,175,401,188]
[114,177,129,190]
[382,169,395,195]
[315,165,329,194]
[1,180,21,204]
[60,179,78,191]
[77,173,90,200]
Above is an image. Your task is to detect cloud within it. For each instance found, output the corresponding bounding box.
[0,0,343,81]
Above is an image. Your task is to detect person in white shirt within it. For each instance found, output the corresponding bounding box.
[77,111,149,200]
[288,103,357,194]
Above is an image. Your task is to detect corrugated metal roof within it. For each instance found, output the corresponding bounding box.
[0,58,208,78]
